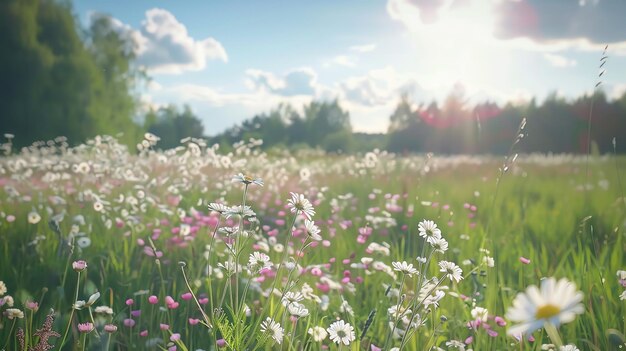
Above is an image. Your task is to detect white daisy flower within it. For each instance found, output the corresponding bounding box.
[308,326,328,342]
[281,291,304,307]
[232,173,264,186]
[224,205,256,219]
[445,340,465,350]
[418,220,442,244]
[471,306,489,322]
[327,320,355,346]
[505,277,584,336]
[207,203,231,214]
[248,252,272,273]
[392,261,419,277]
[28,211,41,224]
[287,192,315,220]
[431,237,448,253]
[288,303,309,317]
[260,317,284,344]
[439,261,463,283]
[423,290,445,309]
[304,220,322,241]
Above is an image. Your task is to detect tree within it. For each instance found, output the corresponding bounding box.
[0,0,143,147]
[147,105,205,149]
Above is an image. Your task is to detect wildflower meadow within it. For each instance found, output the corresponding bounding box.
[0,134,624,351]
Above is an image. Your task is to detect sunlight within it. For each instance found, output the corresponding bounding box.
[390,0,511,96]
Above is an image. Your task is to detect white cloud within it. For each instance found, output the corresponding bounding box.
[245,68,319,96]
[349,43,377,53]
[543,53,577,67]
[330,55,357,67]
[99,8,227,74]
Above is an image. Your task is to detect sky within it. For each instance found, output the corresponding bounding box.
[72,0,626,136]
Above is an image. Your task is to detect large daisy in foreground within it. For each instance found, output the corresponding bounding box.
[506,277,584,336]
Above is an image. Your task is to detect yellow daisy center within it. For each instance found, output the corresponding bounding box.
[535,304,561,319]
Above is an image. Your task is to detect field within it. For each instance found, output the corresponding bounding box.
[0,135,625,351]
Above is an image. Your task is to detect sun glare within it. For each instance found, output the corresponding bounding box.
[395,0,510,96]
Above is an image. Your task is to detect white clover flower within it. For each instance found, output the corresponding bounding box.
[3,308,24,319]
[94,306,114,315]
[260,317,284,345]
[483,256,495,268]
[308,326,328,342]
[0,281,6,296]
[439,261,463,283]
[327,320,355,346]
[506,277,584,336]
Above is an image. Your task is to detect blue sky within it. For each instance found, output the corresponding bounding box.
[73,0,626,136]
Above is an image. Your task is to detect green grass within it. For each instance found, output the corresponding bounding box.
[0,141,624,350]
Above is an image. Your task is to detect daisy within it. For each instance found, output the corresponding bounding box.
[392,261,419,277]
[430,237,448,253]
[288,303,309,317]
[439,261,463,283]
[207,203,231,215]
[281,291,304,307]
[224,205,256,219]
[232,173,264,186]
[304,220,322,241]
[308,326,328,342]
[260,317,284,344]
[418,220,442,244]
[248,252,272,273]
[505,277,584,336]
[327,320,355,346]
[423,290,445,309]
[471,306,489,322]
[28,211,41,224]
[445,340,465,350]
[287,192,315,219]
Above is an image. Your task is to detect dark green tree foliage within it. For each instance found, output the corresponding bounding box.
[0,0,142,147]
[146,105,205,150]
[386,91,626,154]
[214,100,354,152]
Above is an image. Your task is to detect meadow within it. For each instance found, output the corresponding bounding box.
[0,134,624,351]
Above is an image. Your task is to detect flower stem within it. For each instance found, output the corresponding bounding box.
[544,322,564,348]
[60,271,81,348]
